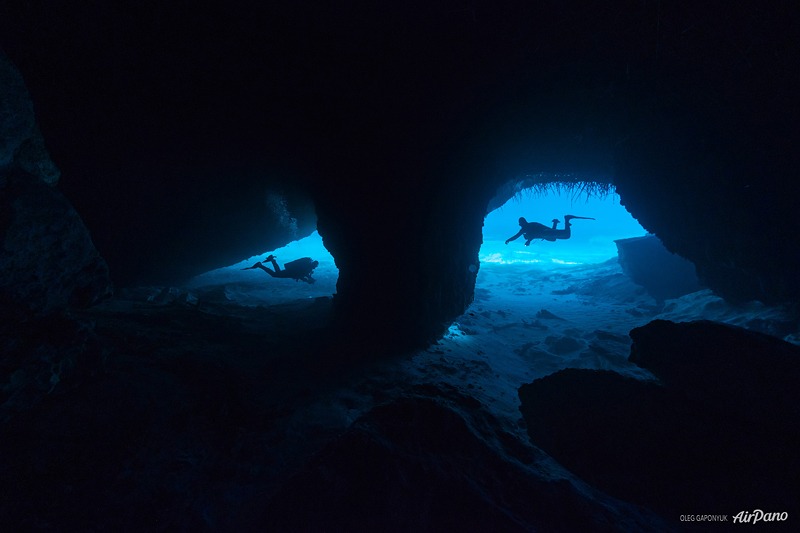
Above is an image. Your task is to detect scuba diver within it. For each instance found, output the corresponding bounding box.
[243,254,319,284]
[505,215,595,246]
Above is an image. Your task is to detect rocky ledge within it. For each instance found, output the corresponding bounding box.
[518,319,800,523]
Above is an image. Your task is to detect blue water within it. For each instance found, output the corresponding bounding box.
[188,230,339,299]
[481,190,647,267]
[188,189,646,303]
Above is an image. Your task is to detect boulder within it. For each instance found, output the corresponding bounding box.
[518,320,800,520]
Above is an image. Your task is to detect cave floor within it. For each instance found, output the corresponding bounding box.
[4,259,798,529]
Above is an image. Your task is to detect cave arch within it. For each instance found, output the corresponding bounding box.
[185,229,339,308]
[481,178,647,267]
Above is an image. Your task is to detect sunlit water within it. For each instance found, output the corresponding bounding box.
[481,190,648,268]
[186,231,339,305]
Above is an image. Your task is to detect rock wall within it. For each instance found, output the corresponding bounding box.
[0,52,111,318]
[615,235,702,303]
[313,158,484,351]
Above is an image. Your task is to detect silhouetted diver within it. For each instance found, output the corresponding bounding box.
[243,254,319,284]
[505,215,595,246]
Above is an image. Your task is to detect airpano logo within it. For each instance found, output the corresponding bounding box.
[732,509,788,524]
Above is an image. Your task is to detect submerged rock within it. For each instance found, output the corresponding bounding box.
[518,319,800,522]
[264,388,666,531]
[614,235,702,302]
[0,313,106,423]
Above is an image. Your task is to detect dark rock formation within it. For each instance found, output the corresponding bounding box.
[629,320,800,427]
[0,52,111,318]
[315,167,484,350]
[615,235,703,302]
[0,53,59,185]
[609,42,800,306]
[518,320,800,521]
[0,313,105,423]
[0,53,35,173]
[264,387,666,532]
[1,170,112,316]
[13,125,61,185]
[1,52,112,436]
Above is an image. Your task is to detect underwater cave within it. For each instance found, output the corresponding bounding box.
[481,177,647,266]
[2,2,800,531]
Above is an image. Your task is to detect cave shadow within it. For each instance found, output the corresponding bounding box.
[1,291,428,528]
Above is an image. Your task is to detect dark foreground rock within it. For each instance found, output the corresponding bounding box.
[263,386,666,532]
[518,320,800,523]
[0,313,106,424]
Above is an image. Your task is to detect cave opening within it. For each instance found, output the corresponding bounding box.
[184,229,339,308]
[124,191,341,309]
[424,178,800,422]
[432,180,658,397]
[480,180,647,268]
[468,177,800,349]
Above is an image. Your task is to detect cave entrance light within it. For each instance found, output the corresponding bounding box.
[186,230,339,307]
[481,185,647,268]
[406,184,653,429]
